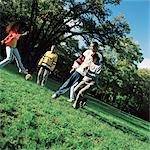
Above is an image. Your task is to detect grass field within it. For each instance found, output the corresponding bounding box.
[0,65,150,149]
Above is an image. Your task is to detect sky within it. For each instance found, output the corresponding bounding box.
[109,0,150,68]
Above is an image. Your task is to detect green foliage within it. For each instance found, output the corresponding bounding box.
[0,0,147,121]
[91,36,147,120]
[130,69,150,119]
[0,0,130,53]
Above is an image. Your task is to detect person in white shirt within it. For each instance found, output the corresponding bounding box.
[52,41,101,99]
[69,42,103,102]
[72,54,102,108]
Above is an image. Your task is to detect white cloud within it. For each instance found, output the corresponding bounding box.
[138,58,150,69]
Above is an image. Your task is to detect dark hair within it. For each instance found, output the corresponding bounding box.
[92,53,100,65]
[6,21,26,33]
[92,41,98,48]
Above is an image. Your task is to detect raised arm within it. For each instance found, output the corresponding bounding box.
[20,31,29,36]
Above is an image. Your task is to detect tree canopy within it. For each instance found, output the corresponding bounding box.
[0,0,149,121]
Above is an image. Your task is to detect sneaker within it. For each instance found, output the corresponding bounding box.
[41,84,45,87]
[37,81,40,85]
[19,69,28,74]
[67,99,74,102]
[19,69,22,73]
[23,71,28,75]
[72,103,77,109]
[51,93,59,99]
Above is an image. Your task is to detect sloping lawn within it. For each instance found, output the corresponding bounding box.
[0,67,150,149]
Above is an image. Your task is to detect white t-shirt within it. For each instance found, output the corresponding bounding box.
[76,50,92,76]
[76,49,102,76]
[86,62,101,79]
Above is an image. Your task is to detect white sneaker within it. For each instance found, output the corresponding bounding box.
[72,103,76,109]
[67,99,74,102]
[37,81,40,85]
[19,69,28,74]
[51,93,58,99]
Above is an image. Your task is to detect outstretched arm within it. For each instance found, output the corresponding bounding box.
[1,33,13,45]
[1,31,29,45]
[1,40,4,45]
[20,31,29,36]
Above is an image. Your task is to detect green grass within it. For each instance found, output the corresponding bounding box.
[0,65,150,149]
[85,96,149,141]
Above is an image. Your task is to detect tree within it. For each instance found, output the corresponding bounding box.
[1,0,129,68]
[131,69,150,120]
[92,37,144,115]
[1,0,148,120]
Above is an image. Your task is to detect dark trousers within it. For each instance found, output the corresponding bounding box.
[56,71,83,96]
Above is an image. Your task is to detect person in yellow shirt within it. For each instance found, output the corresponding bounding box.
[37,45,58,86]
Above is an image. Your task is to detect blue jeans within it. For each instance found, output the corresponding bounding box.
[56,71,83,96]
[0,46,26,72]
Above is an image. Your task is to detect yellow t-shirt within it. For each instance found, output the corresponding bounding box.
[38,51,58,71]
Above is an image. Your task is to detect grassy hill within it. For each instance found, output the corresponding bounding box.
[0,66,150,149]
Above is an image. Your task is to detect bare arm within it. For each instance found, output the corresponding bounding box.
[1,40,4,45]
[1,31,29,45]
[1,33,12,44]
[20,31,29,36]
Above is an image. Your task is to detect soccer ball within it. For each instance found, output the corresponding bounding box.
[25,74,33,80]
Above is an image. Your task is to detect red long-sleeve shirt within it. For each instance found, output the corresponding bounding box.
[3,31,21,48]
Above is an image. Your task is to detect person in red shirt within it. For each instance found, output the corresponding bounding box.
[0,22,29,74]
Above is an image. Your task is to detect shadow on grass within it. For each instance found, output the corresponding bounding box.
[83,107,149,143]
[86,96,149,130]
